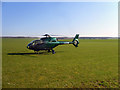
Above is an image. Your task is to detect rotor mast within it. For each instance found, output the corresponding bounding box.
[43,34,51,38]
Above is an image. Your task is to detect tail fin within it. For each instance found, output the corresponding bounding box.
[72,34,79,47]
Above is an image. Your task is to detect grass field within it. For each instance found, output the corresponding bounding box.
[2,38,118,88]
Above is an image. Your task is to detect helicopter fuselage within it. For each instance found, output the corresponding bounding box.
[27,34,79,54]
[27,37,73,51]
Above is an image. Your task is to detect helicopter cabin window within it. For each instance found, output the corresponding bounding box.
[34,40,43,44]
[34,40,39,44]
[31,40,43,45]
[39,40,43,43]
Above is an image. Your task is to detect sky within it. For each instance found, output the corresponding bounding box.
[2,2,118,37]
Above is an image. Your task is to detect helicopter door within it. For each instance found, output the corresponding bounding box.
[37,40,46,50]
[35,40,43,45]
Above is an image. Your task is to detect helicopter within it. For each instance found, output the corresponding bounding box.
[27,34,79,54]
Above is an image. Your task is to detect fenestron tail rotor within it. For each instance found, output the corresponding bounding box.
[72,34,79,47]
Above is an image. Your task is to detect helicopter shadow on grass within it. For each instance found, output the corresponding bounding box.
[7,51,64,56]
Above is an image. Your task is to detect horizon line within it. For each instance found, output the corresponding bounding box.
[0,35,120,37]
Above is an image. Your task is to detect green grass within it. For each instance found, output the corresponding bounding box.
[2,38,118,88]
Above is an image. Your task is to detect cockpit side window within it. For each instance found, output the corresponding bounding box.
[30,40,43,45]
[35,40,38,43]
[34,40,43,44]
[39,40,43,43]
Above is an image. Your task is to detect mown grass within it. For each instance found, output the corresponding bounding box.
[2,38,118,88]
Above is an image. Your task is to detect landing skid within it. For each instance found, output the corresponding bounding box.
[34,51,39,54]
[48,49,51,52]
[48,49,55,54]
[52,49,55,54]
[34,50,55,54]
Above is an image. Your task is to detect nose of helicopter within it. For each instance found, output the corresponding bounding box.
[27,44,29,49]
[27,43,32,49]
[27,45,29,49]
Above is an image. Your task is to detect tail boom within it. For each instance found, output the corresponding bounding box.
[58,34,79,47]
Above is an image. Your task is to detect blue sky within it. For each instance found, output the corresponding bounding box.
[2,2,118,37]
